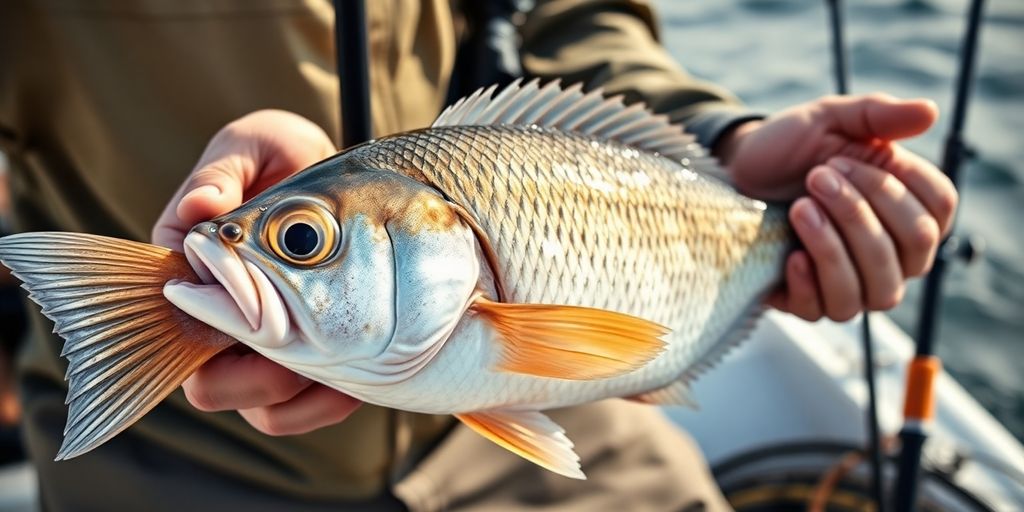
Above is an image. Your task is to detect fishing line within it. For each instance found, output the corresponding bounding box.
[825,1,886,509]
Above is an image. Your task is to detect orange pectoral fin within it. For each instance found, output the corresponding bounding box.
[471,298,668,380]
[455,410,585,479]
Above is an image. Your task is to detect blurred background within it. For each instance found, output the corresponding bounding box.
[0,0,1019,506]
[654,0,1023,441]
[0,150,25,448]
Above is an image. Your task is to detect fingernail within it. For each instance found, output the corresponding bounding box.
[830,158,853,175]
[811,168,841,197]
[797,201,823,229]
[182,184,221,203]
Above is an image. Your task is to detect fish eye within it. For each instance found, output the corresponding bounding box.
[283,222,320,257]
[266,200,339,266]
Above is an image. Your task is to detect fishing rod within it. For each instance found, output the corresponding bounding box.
[824,1,886,509]
[333,0,373,148]
[335,0,421,475]
[894,0,986,510]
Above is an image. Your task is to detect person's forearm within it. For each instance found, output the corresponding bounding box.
[712,119,763,167]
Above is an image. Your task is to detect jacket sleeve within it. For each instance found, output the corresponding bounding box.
[518,0,762,151]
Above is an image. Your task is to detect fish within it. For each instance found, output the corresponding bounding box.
[0,79,791,479]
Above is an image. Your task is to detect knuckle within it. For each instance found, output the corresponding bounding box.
[834,195,872,225]
[936,187,959,224]
[868,241,900,271]
[183,384,218,412]
[829,307,860,323]
[909,217,941,253]
[858,170,897,199]
[813,237,845,262]
[801,314,822,322]
[869,284,905,311]
[820,94,843,106]
[825,294,862,321]
[866,91,894,104]
[913,254,937,278]
[795,307,823,322]
[263,381,299,405]
[198,156,242,179]
[249,410,290,437]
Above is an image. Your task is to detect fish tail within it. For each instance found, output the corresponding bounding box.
[0,232,234,460]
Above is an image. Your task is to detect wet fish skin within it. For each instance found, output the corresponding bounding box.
[0,80,793,479]
[333,123,791,412]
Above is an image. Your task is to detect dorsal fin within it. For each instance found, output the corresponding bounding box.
[433,79,717,168]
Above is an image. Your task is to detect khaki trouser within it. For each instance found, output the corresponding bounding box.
[26,375,729,511]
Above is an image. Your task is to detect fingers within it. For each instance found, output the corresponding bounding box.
[789,197,863,321]
[182,348,362,436]
[174,157,249,227]
[182,349,313,412]
[767,251,823,321]
[878,147,958,235]
[239,384,362,436]
[807,165,904,311]
[829,156,940,277]
[820,93,939,142]
[151,110,336,250]
[152,134,256,249]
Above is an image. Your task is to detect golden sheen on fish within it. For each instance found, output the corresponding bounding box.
[0,80,791,478]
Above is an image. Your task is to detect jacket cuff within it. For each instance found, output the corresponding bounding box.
[683,104,764,152]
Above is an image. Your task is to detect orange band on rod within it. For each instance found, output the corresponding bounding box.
[902,356,941,421]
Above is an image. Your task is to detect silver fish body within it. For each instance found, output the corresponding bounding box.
[322,123,790,412]
[0,80,793,478]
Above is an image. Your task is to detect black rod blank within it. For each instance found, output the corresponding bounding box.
[334,0,373,148]
[895,0,986,510]
[825,1,885,508]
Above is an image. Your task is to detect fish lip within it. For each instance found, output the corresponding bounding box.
[232,248,320,353]
[182,231,261,331]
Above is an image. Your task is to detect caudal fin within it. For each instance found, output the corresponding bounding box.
[0,232,234,459]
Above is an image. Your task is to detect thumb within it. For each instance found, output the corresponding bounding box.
[152,110,336,250]
[822,93,939,141]
[152,139,258,250]
[174,159,251,228]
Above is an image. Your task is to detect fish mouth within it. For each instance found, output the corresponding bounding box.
[163,231,292,349]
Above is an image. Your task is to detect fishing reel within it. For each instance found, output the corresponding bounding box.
[942,234,985,266]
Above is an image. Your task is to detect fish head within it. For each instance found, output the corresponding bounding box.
[164,161,482,383]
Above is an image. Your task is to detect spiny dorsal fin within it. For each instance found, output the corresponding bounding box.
[433,78,718,169]
[0,232,235,460]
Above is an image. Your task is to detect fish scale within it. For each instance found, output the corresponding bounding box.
[347,123,791,410]
[0,80,796,479]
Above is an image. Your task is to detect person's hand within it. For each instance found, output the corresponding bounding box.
[153,110,362,435]
[716,94,958,321]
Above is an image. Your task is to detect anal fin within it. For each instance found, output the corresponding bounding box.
[455,409,585,480]
[472,298,668,380]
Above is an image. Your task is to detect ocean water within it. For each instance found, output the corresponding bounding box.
[654,0,1024,440]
